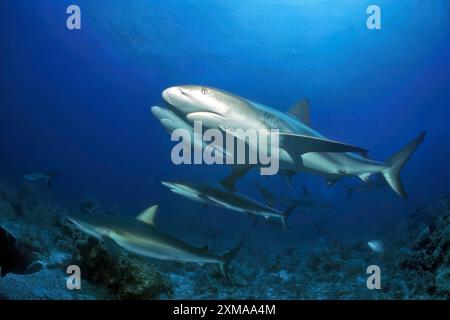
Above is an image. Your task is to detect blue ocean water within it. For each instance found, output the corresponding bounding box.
[1,1,450,299]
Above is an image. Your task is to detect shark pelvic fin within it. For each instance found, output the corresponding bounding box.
[358,173,372,182]
[287,98,311,126]
[136,205,159,226]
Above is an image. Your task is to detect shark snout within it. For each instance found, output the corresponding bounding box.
[162,86,182,104]
[161,181,175,189]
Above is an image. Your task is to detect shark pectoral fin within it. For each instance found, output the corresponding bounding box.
[275,132,368,155]
[219,125,255,148]
[136,205,158,226]
[187,112,225,128]
[287,98,311,126]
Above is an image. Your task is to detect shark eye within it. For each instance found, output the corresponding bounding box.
[201,88,209,95]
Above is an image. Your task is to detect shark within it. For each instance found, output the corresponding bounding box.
[156,85,425,198]
[254,182,333,211]
[161,178,297,228]
[23,171,59,189]
[342,173,389,199]
[67,206,243,280]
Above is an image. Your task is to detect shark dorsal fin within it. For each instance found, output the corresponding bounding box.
[287,98,311,126]
[136,205,158,226]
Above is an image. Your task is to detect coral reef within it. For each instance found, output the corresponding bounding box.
[65,228,173,299]
[400,197,450,299]
[0,181,172,300]
[0,179,449,300]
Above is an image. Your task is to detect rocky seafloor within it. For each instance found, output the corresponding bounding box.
[0,181,449,300]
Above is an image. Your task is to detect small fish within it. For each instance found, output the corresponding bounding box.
[368,240,385,253]
[0,226,43,277]
[23,171,59,189]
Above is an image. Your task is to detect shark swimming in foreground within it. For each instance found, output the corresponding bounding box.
[155,85,425,198]
[161,179,297,228]
[67,206,243,280]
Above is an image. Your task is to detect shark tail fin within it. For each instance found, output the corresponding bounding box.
[381,131,425,198]
[342,184,354,200]
[280,203,298,229]
[219,240,245,282]
[46,172,60,189]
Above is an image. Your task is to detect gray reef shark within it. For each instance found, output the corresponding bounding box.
[342,173,389,199]
[161,178,297,228]
[254,182,333,211]
[23,171,59,189]
[155,86,425,198]
[67,206,243,280]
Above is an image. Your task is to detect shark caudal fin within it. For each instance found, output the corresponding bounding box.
[219,240,245,282]
[381,132,425,198]
[280,203,298,229]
